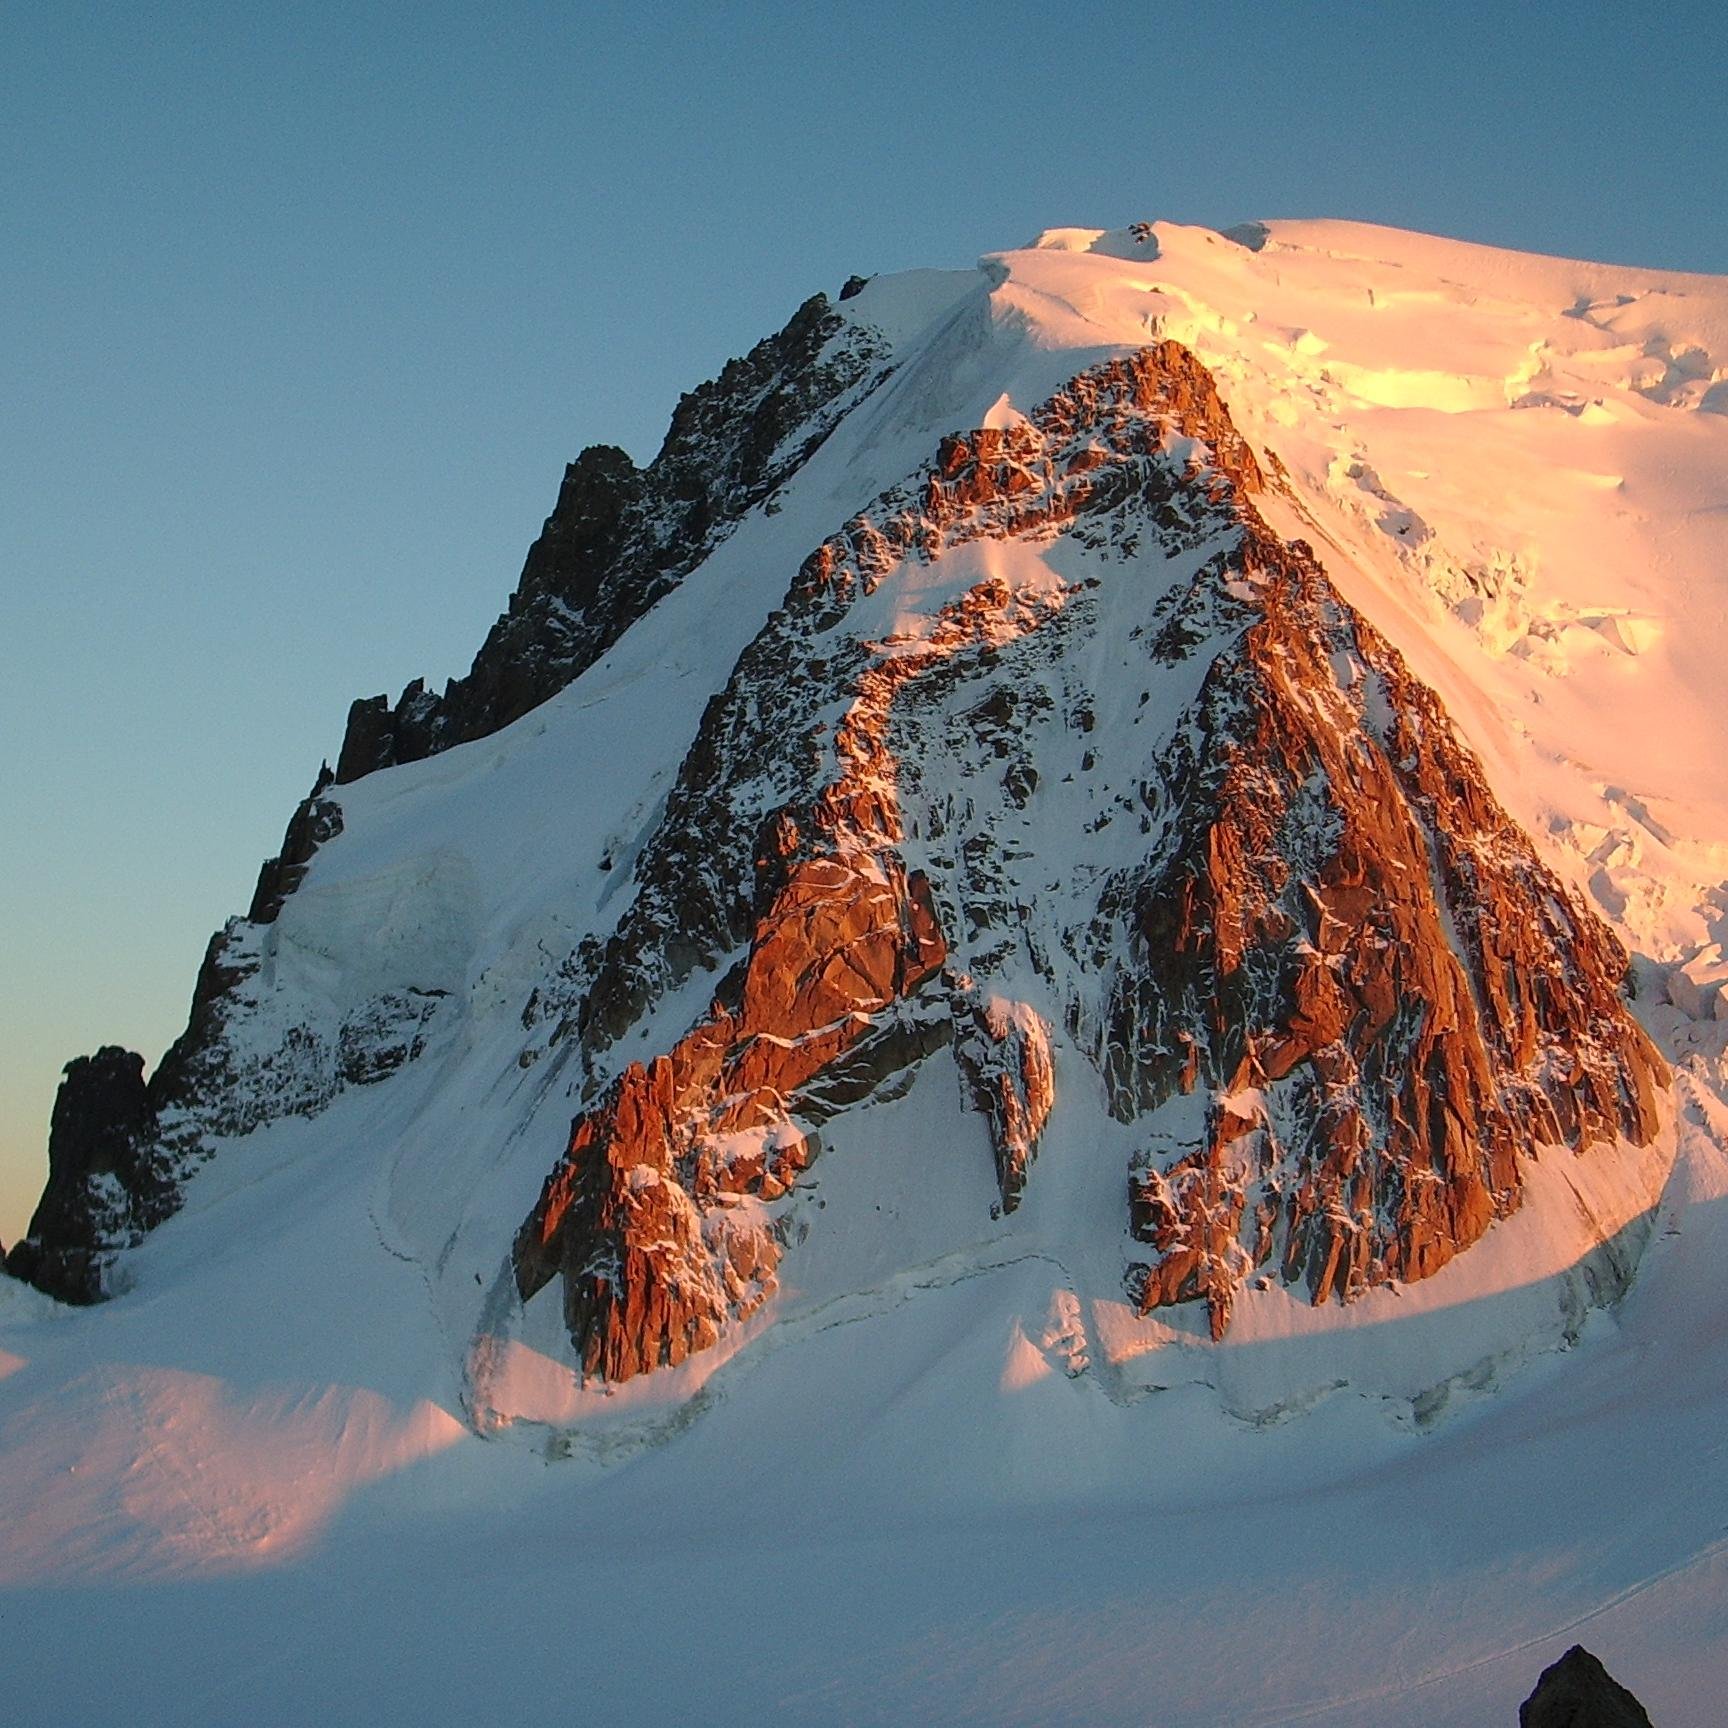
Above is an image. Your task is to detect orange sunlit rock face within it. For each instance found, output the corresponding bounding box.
[1111,526,1666,1341]
[514,338,1666,1381]
[513,853,947,1382]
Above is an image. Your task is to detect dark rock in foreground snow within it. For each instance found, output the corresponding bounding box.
[1520,1645,1654,1726]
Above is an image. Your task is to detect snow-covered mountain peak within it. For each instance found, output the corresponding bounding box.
[884,219,1728,963]
[7,229,1728,1721]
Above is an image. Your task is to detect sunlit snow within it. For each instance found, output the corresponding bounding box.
[5,219,1728,1726]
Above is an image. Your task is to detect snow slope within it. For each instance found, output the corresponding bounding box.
[4,219,1728,1725]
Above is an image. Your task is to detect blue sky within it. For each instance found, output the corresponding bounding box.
[4,0,1726,1243]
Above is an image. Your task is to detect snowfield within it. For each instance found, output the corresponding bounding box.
[5,219,1728,1725]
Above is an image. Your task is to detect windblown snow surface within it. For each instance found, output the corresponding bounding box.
[6,221,1728,1725]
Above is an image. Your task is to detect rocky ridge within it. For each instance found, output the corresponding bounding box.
[5,780,443,1302]
[1100,514,1666,1337]
[508,340,1665,1380]
[335,293,891,783]
[6,293,890,1305]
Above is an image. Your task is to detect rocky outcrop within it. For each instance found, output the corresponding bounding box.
[952,986,1054,1213]
[1102,517,1665,1338]
[513,337,1665,1379]
[335,293,891,783]
[10,808,450,1307]
[513,534,1047,1377]
[1520,1646,1654,1727]
[511,347,1258,1379]
[514,856,948,1379]
[560,341,1268,1063]
[247,763,342,924]
[9,915,450,1304]
[5,1049,165,1303]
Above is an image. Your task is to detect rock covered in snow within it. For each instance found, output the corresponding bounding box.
[7,224,1684,1409]
[334,292,892,783]
[513,854,948,1380]
[247,762,343,925]
[952,985,1054,1214]
[508,338,1663,1378]
[1101,504,1664,1338]
[5,290,896,1307]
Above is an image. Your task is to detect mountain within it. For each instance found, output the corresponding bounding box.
[3,220,1727,1727]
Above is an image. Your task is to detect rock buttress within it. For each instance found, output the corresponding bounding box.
[514,337,1666,1378]
[1102,525,1665,1339]
[514,858,947,1380]
[11,298,896,1304]
[5,1049,164,1302]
